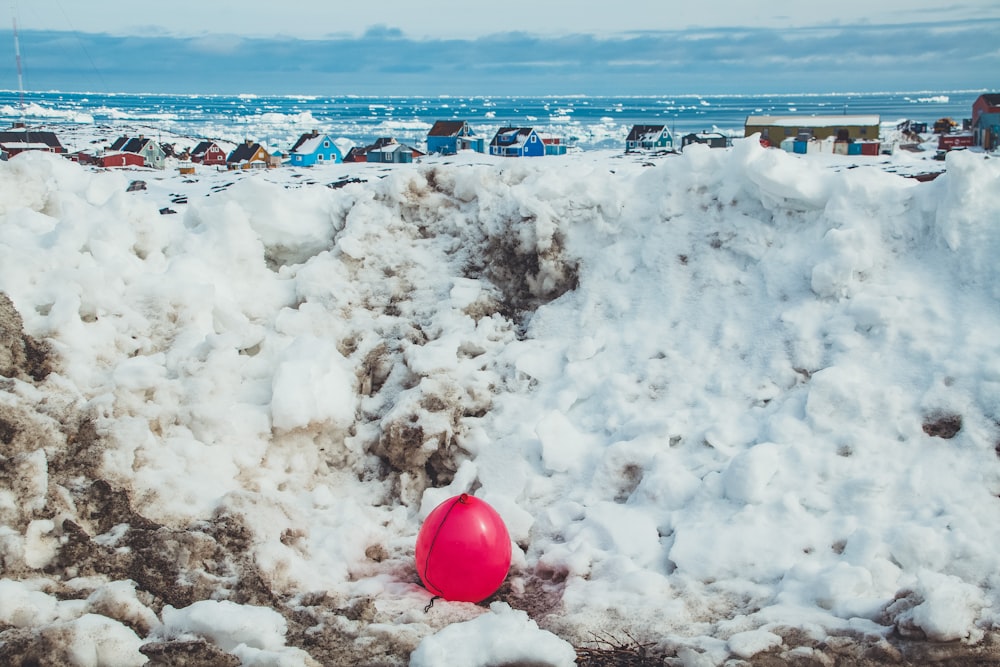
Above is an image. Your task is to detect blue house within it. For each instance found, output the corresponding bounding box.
[972,93,1000,151]
[426,120,485,154]
[489,127,546,157]
[289,130,343,166]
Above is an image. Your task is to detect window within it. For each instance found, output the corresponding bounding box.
[318,154,324,161]
[324,141,330,147]
[530,135,537,142]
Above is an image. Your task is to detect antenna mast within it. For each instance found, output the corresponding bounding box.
[11,1,26,126]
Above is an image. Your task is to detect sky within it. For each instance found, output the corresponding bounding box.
[2,0,999,95]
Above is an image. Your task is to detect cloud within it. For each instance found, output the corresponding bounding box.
[188,35,247,55]
[363,25,406,40]
[3,20,998,95]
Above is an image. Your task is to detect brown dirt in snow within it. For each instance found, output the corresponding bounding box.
[4,284,1000,666]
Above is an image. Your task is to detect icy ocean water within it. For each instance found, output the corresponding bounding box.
[0,88,983,151]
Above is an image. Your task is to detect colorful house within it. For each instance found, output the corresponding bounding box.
[625,125,673,152]
[190,140,227,166]
[288,130,343,166]
[489,127,545,157]
[972,93,1000,151]
[98,151,145,168]
[426,120,485,154]
[110,135,166,169]
[0,127,64,158]
[744,115,879,145]
[681,132,729,149]
[540,133,567,156]
[227,140,272,170]
[343,146,369,163]
[365,137,425,164]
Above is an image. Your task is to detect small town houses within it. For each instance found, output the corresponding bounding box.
[5,94,1000,168]
[0,125,63,160]
[488,127,567,157]
[110,135,167,169]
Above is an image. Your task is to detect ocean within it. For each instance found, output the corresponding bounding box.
[0,88,983,152]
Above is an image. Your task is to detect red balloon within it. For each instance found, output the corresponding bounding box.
[415,494,512,603]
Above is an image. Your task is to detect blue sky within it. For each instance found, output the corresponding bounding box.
[3,1,998,95]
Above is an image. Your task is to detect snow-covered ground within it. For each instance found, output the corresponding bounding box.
[1,129,999,665]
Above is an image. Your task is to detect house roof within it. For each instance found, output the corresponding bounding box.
[111,136,159,154]
[428,120,468,137]
[290,131,331,153]
[367,141,424,156]
[627,125,667,142]
[0,130,63,148]
[228,141,267,163]
[191,140,219,156]
[977,93,1000,109]
[344,147,368,161]
[291,132,336,155]
[0,141,53,151]
[490,127,535,148]
[369,143,408,154]
[684,132,727,139]
[745,114,880,128]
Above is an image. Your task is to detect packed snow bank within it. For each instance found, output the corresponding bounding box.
[1,142,999,664]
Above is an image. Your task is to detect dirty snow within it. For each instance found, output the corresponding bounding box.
[1,134,999,665]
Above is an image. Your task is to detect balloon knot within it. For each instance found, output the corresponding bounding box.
[459,493,469,504]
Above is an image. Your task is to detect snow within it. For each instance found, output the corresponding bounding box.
[1,132,1000,664]
[410,602,577,666]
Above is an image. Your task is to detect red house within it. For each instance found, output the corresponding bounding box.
[972,93,1000,150]
[343,146,368,163]
[0,128,64,157]
[98,151,145,168]
[190,140,227,166]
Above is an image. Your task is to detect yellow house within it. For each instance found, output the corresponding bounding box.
[745,114,880,145]
[226,140,272,170]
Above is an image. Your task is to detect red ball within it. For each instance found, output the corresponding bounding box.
[415,494,512,603]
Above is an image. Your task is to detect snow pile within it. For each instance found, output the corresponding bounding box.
[410,602,576,667]
[1,141,999,664]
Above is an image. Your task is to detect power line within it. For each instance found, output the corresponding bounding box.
[51,0,110,92]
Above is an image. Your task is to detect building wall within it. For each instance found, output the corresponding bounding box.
[974,112,1000,149]
[427,136,457,154]
[979,125,999,149]
[457,137,485,153]
[202,147,226,165]
[745,122,878,142]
